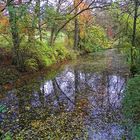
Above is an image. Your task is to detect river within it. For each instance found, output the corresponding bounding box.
[0,49,130,139]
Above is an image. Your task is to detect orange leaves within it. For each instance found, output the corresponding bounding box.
[74,0,93,24]
[78,3,93,22]
[0,15,9,34]
[3,83,13,90]
[0,3,8,33]
[73,1,94,39]
[0,16,9,26]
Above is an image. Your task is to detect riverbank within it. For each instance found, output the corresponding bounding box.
[0,56,71,94]
[117,47,140,139]
[122,75,140,139]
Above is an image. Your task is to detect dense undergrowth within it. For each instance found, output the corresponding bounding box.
[79,25,111,53]
[113,10,140,73]
[117,22,140,140]
[0,37,76,72]
[123,76,140,140]
[21,41,76,72]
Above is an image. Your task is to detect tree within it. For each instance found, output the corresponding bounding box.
[7,0,22,69]
[131,0,139,66]
[111,0,140,67]
[36,0,42,41]
[46,0,112,46]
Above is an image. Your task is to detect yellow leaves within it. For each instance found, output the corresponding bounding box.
[28,111,87,139]
[31,120,44,129]
[74,0,81,7]
[79,25,86,39]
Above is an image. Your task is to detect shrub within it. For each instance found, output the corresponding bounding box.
[80,25,110,53]
[24,58,38,72]
[123,76,140,140]
[0,67,19,85]
[0,36,12,49]
[19,40,76,71]
[0,35,76,71]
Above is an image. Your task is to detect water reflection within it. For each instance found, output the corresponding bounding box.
[0,54,128,139]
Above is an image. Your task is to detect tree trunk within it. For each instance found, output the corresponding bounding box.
[7,0,22,69]
[49,27,55,46]
[131,0,138,66]
[37,0,42,41]
[74,18,79,49]
[39,19,42,41]
[49,0,61,46]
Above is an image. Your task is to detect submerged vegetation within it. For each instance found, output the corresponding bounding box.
[14,108,88,139]
[2,111,88,139]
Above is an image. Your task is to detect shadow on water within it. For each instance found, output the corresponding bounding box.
[0,49,130,139]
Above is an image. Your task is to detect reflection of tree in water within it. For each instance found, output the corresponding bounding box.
[40,67,127,139]
[0,65,127,139]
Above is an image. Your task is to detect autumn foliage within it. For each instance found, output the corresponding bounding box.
[0,15,9,34]
[75,1,94,39]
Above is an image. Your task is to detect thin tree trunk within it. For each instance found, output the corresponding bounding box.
[74,18,79,49]
[49,0,61,46]
[37,0,42,41]
[49,27,55,46]
[39,19,42,41]
[131,0,138,66]
[73,0,79,50]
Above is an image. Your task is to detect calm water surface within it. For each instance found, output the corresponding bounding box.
[0,49,130,139]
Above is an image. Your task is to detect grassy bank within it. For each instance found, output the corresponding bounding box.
[123,75,140,139]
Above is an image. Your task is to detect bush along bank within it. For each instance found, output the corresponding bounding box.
[0,40,77,73]
[123,75,140,140]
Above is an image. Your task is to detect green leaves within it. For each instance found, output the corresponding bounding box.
[3,132,12,140]
[44,6,58,27]
[0,105,7,113]
[20,40,74,71]
[24,58,39,72]
[123,76,140,139]
[123,76,140,121]
[81,25,110,53]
